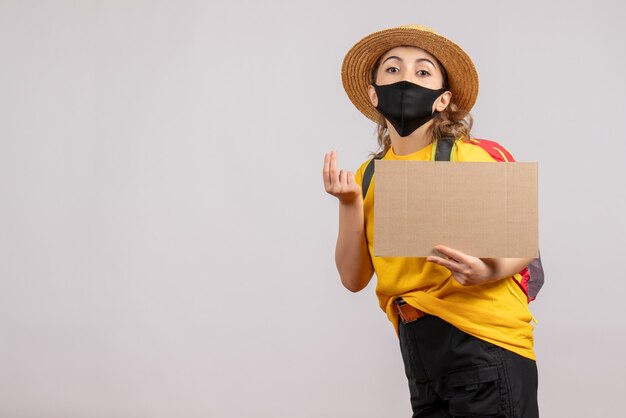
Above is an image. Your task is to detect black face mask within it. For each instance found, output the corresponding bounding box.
[374,81,447,137]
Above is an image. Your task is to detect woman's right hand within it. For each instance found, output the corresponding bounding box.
[323,150,362,205]
[323,150,373,291]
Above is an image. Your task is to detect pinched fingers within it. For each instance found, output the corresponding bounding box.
[334,169,358,195]
[323,151,340,190]
[329,150,339,185]
[346,170,357,186]
[322,151,335,191]
[323,151,342,193]
[339,169,354,188]
[323,152,332,189]
[322,151,361,202]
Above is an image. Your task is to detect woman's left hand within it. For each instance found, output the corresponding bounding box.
[426,245,497,286]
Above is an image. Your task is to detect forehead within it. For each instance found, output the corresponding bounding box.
[379,46,442,69]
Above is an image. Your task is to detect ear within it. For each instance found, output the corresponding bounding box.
[434,91,452,112]
[367,84,378,107]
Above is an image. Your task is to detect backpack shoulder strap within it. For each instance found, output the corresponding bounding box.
[362,139,455,199]
[361,157,378,199]
[435,138,454,162]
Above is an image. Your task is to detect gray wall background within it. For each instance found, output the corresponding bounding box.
[1,0,625,416]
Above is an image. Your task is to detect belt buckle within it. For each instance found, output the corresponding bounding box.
[395,298,424,324]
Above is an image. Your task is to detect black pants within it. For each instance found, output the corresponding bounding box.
[398,315,538,418]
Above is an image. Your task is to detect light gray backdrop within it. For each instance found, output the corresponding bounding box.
[1,1,625,417]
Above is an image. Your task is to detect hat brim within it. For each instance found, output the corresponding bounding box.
[341,25,479,122]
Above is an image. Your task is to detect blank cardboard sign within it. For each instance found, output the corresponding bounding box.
[373,160,538,258]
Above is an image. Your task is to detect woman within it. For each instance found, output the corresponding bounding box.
[323,25,539,417]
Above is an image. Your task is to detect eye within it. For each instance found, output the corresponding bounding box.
[416,69,431,77]
[385,66,400,73]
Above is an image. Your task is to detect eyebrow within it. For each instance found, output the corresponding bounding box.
[382,56,437,68]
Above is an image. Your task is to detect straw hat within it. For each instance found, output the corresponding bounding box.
[341,24,479,122]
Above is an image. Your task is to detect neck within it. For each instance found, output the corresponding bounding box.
[388,120,435,156]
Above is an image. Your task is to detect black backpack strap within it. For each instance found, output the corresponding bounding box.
[362,139,455,199]
[361,157,378,199]
[435,137,454,162]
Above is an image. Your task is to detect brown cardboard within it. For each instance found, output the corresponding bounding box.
[373,160,538,258]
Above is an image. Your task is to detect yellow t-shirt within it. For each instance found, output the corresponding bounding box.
[355,139,536,360]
